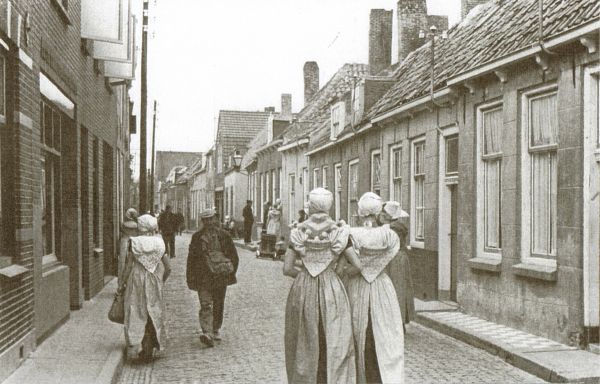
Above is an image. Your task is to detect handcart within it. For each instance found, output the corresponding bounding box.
[256,234,287,260]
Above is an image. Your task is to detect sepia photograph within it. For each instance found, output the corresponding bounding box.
[0,0,598,383]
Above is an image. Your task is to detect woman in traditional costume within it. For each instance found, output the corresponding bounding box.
[283,188,360,384]
[120,214,172,361]
[379,202,415,330]
[337,192,404,384]
[118,208,139,286]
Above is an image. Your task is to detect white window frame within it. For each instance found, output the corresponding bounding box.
[371,149,382,196]
[330,101,346,140]
[313,167,319,190]
[322,165,329,189]
[334,163,342,220]
[389,144,403,207]
[410,137,426,248]
[348,158,360,226]
[520,84,558,266]
[476,101,503,259]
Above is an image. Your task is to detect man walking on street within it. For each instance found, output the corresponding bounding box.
[187,209,239,347]
[242,200,254,244]
[158,205,178,258]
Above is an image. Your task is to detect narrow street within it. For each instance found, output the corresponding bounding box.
[117,233,545,384]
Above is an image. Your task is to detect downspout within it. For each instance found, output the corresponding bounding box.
[538,0,558,56]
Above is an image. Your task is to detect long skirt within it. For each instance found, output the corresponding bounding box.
[285,268,356,384]
[124,261,165,353]
[385,250,416,324]
[346,272,404,384]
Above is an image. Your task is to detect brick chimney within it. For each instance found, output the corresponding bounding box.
[368,9,393,76]
[397,0,428,63]
[303,61,319,106]
[281,93,292,118]
[461,0,488,19]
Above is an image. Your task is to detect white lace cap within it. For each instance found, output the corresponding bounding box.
[308,188,333,213]
[358,192,383,217]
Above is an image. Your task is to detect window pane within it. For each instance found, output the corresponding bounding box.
[393,179,402,206]
[393,148,401,178]
[322,167,328,189]
[415,142,425,175]
[415,178,424,240]
[531,153,557,255]
[484,160,501,249]
[446,136,459,175]
[483,108,503,154]
[335,165,342,191]
[530,93,558,147]
[372,153,381,193]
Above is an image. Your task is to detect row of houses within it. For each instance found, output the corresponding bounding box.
[180,0,598,349]
[0,0,137,381]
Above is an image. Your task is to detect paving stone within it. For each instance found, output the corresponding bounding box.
[118,234,546,384]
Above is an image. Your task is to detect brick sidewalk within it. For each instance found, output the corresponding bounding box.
[4,279,124,384]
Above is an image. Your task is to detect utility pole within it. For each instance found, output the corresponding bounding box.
[149,100,157,213]
[139,0,149,213]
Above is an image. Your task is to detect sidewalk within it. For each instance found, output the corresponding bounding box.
[4,278,124,384]
[415,304,600,383]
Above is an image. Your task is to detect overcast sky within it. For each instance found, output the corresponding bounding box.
[130,0,462,169]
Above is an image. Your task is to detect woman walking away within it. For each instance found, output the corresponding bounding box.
[337,192,404,384]
[120,214,172,362]
[283,188,360,384]
[379,202,415,330]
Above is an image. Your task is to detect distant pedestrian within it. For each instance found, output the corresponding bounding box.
[297,209,306,223]
[224,215,237,238]
[242,200,254,244]
[120,214,172,362]
[262,201,271,234]
[158,205,178,258]
[379,201,415,330]
[266,204,281,238]
[176,211,185,235]
[187,209,239,347]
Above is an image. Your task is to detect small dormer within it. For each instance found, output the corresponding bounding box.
[330,101,346,140]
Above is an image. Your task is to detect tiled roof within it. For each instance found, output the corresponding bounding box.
[217,110,271,165]
[282,63,369,145]
[241,127,268,170]
[367,0,600,120]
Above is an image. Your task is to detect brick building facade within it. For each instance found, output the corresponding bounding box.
[306,0,599,346]
[0,1,133,380]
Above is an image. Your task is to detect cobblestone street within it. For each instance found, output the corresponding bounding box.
[118,234,546,384]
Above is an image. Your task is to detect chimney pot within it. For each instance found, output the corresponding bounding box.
[303,61,319,106]
[368,9,393,76]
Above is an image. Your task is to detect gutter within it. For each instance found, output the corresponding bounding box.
[447,19,599,86]
[256,138,283,155]
[278,138,309,152]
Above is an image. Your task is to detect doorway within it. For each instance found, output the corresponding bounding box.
[438,127,459,302]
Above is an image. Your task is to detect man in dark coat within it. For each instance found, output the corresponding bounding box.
[242,200,254,244]
[187,208,239,347]
[158,205,178,258]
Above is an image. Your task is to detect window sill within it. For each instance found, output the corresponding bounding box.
[468,256,501,273]
[410,240,425,250]
[512,262,557,282]
[50,0,71,25]
[0,263,29,281]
